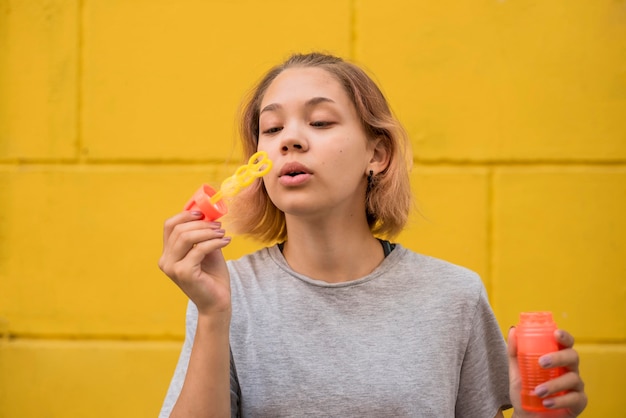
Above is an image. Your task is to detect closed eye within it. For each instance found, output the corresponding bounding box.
[262,126,283,135]
[310,121,335,128]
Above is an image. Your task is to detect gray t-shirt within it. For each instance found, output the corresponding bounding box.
[160,244,511,417]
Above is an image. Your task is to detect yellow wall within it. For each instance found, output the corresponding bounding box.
[1,0,624,416]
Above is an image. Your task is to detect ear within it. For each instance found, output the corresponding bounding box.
[367,136,391,175]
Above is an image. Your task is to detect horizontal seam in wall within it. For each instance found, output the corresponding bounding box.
[1,161,626,169]
[0,334,184,343]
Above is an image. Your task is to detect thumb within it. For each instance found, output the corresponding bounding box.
[507,326,518,360]
[507,326,523,406]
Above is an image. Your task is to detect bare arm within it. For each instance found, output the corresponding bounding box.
[159,211,234,417]
[170,312,231,418]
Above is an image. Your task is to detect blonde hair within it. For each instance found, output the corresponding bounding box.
[228,52,413,242]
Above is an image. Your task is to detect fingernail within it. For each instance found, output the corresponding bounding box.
[534,384,549,398]
[191,211,204,217]
[542,398,556,408]
[539,355,552,368]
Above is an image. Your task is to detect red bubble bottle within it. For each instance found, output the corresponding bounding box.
[184,184,229,221]
[516,311,566,412]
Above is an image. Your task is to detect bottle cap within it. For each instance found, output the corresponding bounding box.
[184,184,228,221]
[519,311,555,326]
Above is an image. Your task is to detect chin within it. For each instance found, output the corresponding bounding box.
[273,198,326,218]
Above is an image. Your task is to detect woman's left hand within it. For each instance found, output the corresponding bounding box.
[507,327,588,417]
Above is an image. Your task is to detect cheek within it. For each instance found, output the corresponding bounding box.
[332,138,368,166]
[255,140,268,153]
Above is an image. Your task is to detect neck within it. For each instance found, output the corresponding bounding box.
[281,216,385,283]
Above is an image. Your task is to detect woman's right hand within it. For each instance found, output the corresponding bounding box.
[158,211,232,315]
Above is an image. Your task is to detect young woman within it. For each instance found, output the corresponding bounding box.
[158,53,587,417]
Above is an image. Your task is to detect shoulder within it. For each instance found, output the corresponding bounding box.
[226,245,286,295]
[226,245,278,276]
[392,244,484,293]
[387,245,491,322]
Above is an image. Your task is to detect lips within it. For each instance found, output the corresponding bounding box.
[278,162,313,186]
[279,162,312,177]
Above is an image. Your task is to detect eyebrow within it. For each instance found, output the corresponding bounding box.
[260,96,336,114]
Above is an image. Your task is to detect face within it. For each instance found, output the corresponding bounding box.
[256,67,376,220]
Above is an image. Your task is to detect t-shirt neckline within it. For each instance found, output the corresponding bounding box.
[265,243,405,288]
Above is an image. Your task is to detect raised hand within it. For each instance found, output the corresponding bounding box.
[158,211,232,315]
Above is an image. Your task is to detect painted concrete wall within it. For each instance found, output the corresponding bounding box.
[1,0,624,416]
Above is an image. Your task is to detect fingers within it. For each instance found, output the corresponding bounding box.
[183,229,232,267]
[166,233,231,289]
[537,330,580,374]
[534,371,584,398]
[535,372,587,413]
[163,210,205,245]
[543,388,588,414]
[159,211,230,278]
[170,221,225,259]
[534,329,586,415]
[555,329,575,349]
[539,348,580,375]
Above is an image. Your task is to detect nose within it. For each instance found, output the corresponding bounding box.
[280,124,308,153]
[281,139,306,152]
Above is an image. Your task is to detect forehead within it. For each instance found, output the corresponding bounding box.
[261,67,350,108]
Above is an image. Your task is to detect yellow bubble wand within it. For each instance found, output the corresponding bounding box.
[184,151,273,221]
[209,151,272,204]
